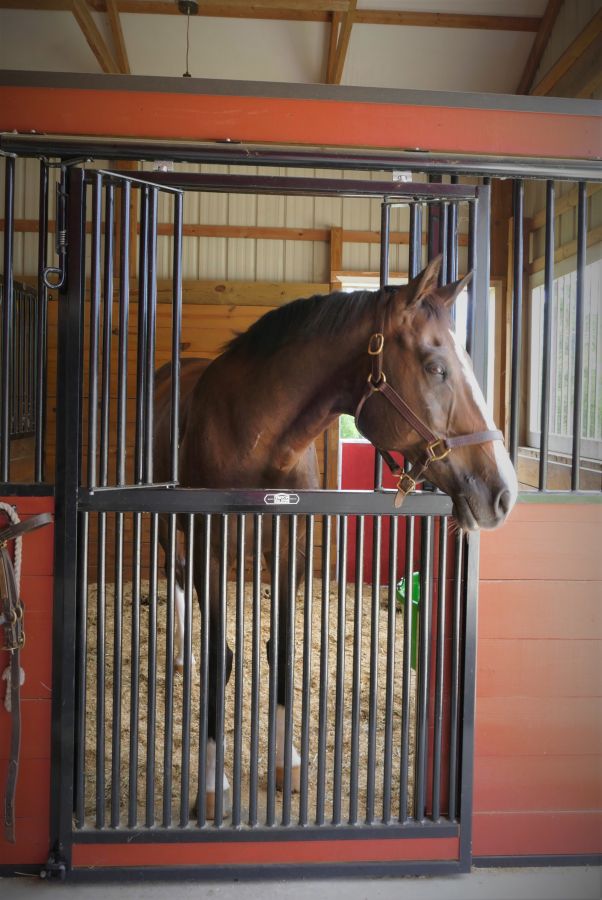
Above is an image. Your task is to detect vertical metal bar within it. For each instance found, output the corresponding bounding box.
[315,514,331,826]
[232,513,246,828]
[447,176,459,285]
[179,514,194,827]
[116,181,130,486]
[399,513,415,823]
[128,508,142,827]
[366,515,382,823]
[110,511,124,828]
[414,516,433,821]
[74,512,89,828]
[382,515,398,823]
[465,201,476,355]
[1,155,15,480]
[35,159,49,482]
[299,514,314,827]
[408,202,422,278]
[162,513,177,827]
[95,514,106,829]
[458,532,480,871]
[134,186,149,485]
[373,201,391,490]
[86,173,102,489]
[213,514,228,827]
[448,531,464,822]
[248,514,262,827]
[197,514,211,828]
[509,179,524,466]
[170,192,183,484]
[266,514,280,827]
[332,515,347,825]
[49,167,85,869]
[432,516,448,822]
[99,183,114,488]
[439,202,449,283]
[349,515,364,825]
[144,188,158,484]
[281,514,298,827]
[470,185,492,389]
[571,182,587,491]
[539,180,555,491]
[144,514,159,827]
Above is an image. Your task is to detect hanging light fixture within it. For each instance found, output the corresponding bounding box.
[177,0,199,78]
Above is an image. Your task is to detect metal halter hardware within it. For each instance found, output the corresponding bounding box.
[354,332,503,507]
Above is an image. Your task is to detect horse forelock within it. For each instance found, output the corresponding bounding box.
[223,286,396,357]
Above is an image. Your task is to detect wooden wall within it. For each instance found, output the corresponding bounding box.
[473,500,602,858]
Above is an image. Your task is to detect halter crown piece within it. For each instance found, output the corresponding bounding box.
[354,331,503,508]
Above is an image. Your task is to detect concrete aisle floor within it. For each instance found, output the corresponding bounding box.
[1,867,601,900]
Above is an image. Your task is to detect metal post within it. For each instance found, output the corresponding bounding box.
[539,180,555,491]
[571,182,587,490]
[509,179,524,465]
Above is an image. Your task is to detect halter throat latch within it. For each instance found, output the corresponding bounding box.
[354,332,503,508]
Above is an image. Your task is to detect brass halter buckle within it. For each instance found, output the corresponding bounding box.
[426,439,451,462]
[368,333,384,356]
[367,371,386,392]
[396,472,417,496]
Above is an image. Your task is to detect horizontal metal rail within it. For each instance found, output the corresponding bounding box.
[2,133,602,181]
[78,487,453,516]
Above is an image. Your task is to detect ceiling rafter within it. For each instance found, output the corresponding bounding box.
[326,12,341,84]
[530,7,602,96]
[328,0,356,85]
[516,0,563,94]
[0,1,542,32]
[71,0,120,74]
[106,0,130,74]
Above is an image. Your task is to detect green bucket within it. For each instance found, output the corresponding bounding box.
[396,572,421,671]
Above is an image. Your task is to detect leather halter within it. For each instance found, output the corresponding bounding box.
[0,512,52,842]
[354,330,503,508]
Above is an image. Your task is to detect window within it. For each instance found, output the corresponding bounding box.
[528,252,601,461]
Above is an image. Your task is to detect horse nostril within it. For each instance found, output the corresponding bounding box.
[495,489,512,518]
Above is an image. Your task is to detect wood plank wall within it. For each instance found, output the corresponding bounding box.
[473,500,602,858]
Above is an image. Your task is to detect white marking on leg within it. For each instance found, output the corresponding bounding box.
[449,330,518,508]
[206,738,230,792]
[276,704,301,768]
[174,584,196,670]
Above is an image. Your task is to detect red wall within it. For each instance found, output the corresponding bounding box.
[0,496,54,867]
[474,501,602,858]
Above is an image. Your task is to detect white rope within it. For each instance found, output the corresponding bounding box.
[0,502,23,712]
[0,502,21,592]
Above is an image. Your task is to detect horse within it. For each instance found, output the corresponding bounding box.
[153,254,518,818]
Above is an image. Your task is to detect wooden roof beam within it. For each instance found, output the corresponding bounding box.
[106,0,130,74]
[71,0,120,74]
[516,0,562,94]
[0,1,542,31]
[328,0,356,85]
[531,8,602,96]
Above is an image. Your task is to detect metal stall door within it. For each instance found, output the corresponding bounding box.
[49,166,489,878]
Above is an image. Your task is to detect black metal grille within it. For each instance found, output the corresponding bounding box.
[0,275,38,439]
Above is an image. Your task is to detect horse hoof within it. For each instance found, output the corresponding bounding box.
[204,789,232,822]
[276,764,301,793]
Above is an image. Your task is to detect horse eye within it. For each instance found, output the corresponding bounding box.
[426,363,446,378]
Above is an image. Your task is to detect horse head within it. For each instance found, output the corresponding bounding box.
[355,255,517,531]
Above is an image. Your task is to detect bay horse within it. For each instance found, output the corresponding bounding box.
[153,255,517,817]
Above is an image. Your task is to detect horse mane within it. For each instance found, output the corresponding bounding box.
[224,286,398,357]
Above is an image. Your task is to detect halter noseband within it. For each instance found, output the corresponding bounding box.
[354,331,503,508]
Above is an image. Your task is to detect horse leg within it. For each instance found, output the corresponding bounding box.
[194,542,232,820]
[158,515,195,673]
[267,530,305,794]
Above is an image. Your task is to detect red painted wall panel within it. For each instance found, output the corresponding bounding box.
[474,501,602,859]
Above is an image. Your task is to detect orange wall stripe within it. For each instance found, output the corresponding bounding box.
[1,87,600,160]
[73,837,459,868]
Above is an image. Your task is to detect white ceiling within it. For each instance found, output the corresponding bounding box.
[0,1,551,93]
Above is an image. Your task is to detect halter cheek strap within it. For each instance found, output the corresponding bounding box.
[354,333,503,508]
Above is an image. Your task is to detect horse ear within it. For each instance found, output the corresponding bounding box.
[437,270,473,307]
[404,255,443,308]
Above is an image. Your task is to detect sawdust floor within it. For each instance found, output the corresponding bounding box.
[82,577,417,829]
